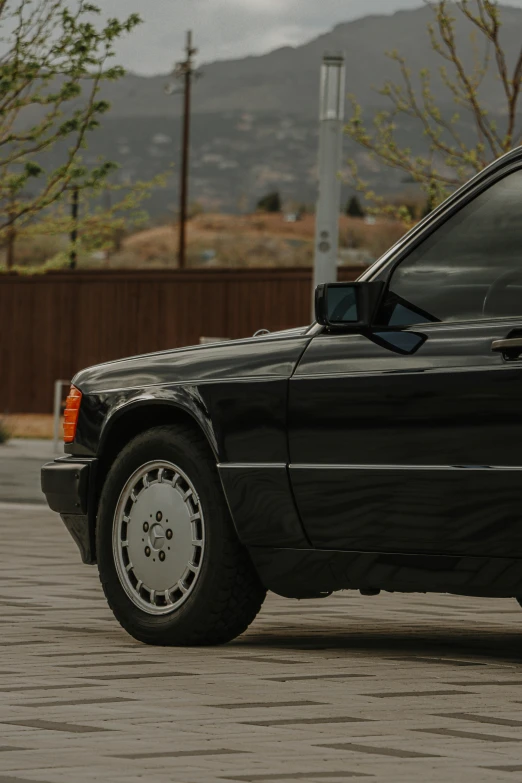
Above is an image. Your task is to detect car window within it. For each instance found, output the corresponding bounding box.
[377,169,522,326]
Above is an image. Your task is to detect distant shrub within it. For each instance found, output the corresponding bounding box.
[0,235,65,269]
[0,418,10,445]
[257,191,282,213]
[346,196,365,218]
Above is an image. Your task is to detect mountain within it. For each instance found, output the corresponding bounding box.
[76,4,522,214]
[102,5,522,118]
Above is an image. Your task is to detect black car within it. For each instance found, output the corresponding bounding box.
[42,147,522,646]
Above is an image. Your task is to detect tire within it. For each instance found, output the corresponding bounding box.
[96,423,266,646]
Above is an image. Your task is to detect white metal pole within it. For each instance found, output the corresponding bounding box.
[53,380,69,454]
[313,53,346,312]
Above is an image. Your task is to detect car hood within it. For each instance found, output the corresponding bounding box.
[72,326,312,395]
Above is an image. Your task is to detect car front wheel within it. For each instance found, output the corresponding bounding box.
[96,424,266,646]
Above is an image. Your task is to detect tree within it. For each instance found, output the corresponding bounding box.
[0,172,169,272]
[346,195,365,218]
[0,0,141,236]
[345,1,522,215]
[257,191,281,213]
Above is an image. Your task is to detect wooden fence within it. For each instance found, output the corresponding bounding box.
[0,266,360,413]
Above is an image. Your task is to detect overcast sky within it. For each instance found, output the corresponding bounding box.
[103,0,522,75]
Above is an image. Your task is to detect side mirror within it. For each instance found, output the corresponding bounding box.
[315,281,384,330]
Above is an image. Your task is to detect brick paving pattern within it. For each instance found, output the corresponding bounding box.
[1,503,522,782]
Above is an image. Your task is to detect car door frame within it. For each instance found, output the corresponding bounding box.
[288,149,522,559]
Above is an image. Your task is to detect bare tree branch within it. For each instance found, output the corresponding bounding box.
[346,0,522,213]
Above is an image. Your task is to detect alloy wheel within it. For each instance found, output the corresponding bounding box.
[113,461,205,615]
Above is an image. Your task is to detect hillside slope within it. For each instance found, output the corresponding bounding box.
[44,5,522,213]
[101,4,522,118]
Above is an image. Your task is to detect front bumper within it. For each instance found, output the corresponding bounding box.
[41,457,98,564]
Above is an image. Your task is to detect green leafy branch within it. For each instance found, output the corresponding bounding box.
[0,0,141,233]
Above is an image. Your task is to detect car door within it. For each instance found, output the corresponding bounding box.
[289,165,522,559]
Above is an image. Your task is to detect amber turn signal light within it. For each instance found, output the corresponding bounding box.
[63,385,82,443]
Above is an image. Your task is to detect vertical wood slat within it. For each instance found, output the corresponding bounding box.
[0,267,360,413]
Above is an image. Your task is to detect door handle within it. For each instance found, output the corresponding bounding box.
[492,338,522,358]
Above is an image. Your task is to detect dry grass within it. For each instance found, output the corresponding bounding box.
[0,214,409,272]
[115,213,408,270]
[0,235,66,270]
[120,214,316,268]
[4,414,58,439]
[340,220,408,258]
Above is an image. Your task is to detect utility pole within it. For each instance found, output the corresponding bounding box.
[173,31,197,270]
[166,32,201,269]
[313,53,346,312]
[70,185,79,270]
[179,31,197,270]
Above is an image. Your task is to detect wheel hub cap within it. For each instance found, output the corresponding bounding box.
[113,461,205,615]
[149,523,166,551]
